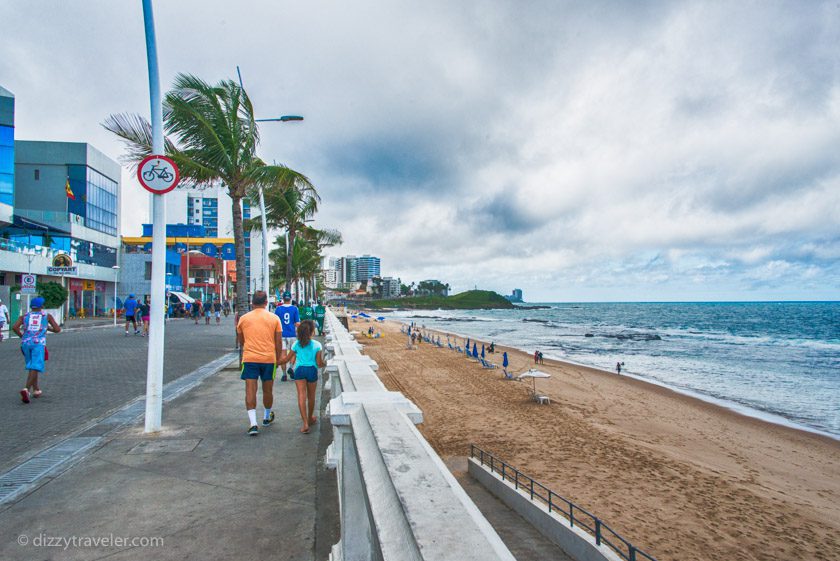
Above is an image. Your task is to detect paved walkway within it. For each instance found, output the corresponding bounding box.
[0,317,237,473]
[0,357,336,561]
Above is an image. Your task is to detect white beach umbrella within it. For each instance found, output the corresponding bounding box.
[517,369,551,394]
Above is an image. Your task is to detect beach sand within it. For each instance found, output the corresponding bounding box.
[348,317,840,561]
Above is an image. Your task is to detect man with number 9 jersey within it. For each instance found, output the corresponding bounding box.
[274,291,300,381]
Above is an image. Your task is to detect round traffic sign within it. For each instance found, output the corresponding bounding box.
[22,274,36,287]
[137,154,180,194]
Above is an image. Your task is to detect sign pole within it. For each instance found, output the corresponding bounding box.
[142,0,167,433]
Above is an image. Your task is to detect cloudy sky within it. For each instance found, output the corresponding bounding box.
[2,1,838,301]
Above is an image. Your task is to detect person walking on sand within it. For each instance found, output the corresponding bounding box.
[282,320,326,434]
[616,362,622,375]
[124,294,139,336]
[274,291,300,381]
[236,291,283,436]
[12,297,61,403]
[534,350,539,364]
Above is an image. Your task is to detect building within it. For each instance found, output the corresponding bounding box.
[0,133,122,322]
[381,276,400,298]
[164,186,267,295]
[504,289,524,303]
[120,223,235,302]
[334,254,380,284]
[356,255,380,281]
[0,86,14,226]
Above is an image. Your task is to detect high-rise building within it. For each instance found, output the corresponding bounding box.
[356,254,381,281]
[164,185,266,294]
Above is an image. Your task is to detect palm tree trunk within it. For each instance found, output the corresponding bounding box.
[285,226,296,293]
[231,195,249,314]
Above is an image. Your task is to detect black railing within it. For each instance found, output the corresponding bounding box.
[470,445,659,561]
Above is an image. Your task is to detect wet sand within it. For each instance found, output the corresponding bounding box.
[349,317,840,561]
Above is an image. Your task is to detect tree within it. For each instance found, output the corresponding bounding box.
[104,73,312,314]
[249,176,320,293]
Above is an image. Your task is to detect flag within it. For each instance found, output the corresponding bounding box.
[65,178,76,200]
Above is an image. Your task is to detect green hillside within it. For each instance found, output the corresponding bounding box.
[367,290,513,310]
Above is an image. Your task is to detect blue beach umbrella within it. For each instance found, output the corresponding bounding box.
[503,352,509,368]
[472,343,478,358]
[481,345,485,359]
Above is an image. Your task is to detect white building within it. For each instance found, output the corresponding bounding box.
[164,185,275,294]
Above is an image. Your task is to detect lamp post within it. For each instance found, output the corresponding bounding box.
[235,66,303,295]
[111,265,120,327]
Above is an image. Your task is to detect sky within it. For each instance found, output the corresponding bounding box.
[1,1,838,301]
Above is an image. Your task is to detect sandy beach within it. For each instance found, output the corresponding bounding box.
[349,317,840,561]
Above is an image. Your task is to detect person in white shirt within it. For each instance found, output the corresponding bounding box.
[0,298,9,342]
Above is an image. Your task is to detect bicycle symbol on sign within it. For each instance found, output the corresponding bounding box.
[142,161,174,182]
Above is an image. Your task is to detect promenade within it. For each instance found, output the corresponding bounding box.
[0,353,337,560]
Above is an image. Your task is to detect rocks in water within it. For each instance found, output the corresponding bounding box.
[585,333,594,337]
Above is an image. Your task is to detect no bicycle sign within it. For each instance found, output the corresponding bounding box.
[137,154,180,194]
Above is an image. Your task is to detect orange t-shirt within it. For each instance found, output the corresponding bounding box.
[236,307,282,363]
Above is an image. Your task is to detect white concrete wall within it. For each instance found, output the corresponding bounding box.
[323,309,517,561]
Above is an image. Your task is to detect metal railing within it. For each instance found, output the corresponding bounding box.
[470,445,659,561]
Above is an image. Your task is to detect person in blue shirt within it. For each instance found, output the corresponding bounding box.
[123,294,139,336]
[282,320,326,433]
[274,291,300,381]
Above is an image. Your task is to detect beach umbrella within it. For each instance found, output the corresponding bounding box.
[517,368,551,395]
[481,345,485,358]
[472,343,478,358]
[503,352,509,368]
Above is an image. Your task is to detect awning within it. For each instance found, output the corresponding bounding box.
[168,291,195,304]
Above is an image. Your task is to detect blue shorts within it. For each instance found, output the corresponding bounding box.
[21,342,45,372]
[294,365,318,383]
[241,362,276,382]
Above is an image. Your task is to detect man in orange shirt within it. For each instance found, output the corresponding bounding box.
[236,291,284,436]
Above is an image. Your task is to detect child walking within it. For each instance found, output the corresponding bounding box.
[283,320,326,434]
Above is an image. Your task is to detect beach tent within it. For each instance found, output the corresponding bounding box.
[359,312,371,318]
[472,343,478,358]
[376,316,385,321]
[517,369,551,395]
[503,352,509,368]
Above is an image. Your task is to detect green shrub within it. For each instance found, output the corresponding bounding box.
[36,281,69,309]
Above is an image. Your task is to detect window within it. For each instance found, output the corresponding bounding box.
[34,169,39,180]
[0,125,13,206]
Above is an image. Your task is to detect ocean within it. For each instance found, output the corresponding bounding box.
[383,302,840,439]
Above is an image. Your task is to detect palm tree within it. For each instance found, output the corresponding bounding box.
[103,73,312,313]
[249,175,320,293]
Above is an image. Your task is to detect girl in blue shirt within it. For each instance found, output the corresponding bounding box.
[284,320,326,433]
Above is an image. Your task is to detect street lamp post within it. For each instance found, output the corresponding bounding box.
[235,66,303,296]
[112,265,120,327]
[142,0,167,433]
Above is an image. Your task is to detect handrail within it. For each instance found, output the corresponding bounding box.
[470,445,659,561]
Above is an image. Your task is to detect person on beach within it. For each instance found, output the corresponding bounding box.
[534,350,539,364]
[0,298,9,342]
[275,291,300,381]
[124,294,139,336]
[12,297,61,403]
[489,342,495,353]
[236,291,283,436]
[283,320,326,434]
[539,351,545,365]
